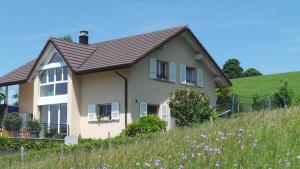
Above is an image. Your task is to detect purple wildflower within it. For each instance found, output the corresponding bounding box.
[203,145,209,151]
[200,133,206,140]
[248,134,253,138]
[191,153,196,158]
[155,159,161,166]
[239,128,244,133]
[214,148,221,155]
[297,155,300,160]
[178,164,184,169]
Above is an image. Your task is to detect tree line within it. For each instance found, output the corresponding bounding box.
[222,58,262,79]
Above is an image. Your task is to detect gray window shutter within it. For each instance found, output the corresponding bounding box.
[111,102,120,120]
[139,102,147,117]
[161,105,168,121]
[197,68,204,87]
[149,57,157,79]
[180,64,186,84]
[169,62,176,82]
[88,104,97,121]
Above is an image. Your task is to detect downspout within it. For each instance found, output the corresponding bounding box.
[115,71,128,127]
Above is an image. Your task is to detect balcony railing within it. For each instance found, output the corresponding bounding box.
[1,122,69,139]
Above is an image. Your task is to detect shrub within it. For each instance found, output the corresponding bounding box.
[168,87,212,126]
[3,113,22,131]
[273,81,295,108]
[121,115,167,137]
[28,119,41,131]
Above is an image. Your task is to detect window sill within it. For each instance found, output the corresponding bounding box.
[89,119,119,123]
[150,78,176,84]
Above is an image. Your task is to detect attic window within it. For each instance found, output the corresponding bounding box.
[49,53,63,64]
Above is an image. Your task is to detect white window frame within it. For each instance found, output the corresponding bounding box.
[40,67,68,97]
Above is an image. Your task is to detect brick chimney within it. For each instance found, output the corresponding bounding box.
[79,30,88,44]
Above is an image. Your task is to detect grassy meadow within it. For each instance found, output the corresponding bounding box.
[230,71,300,99]
[1,107,300,168]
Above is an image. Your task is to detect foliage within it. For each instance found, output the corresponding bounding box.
[244,68,263,77]
[3,113,22,131]
[251,93,266,111]
[216,88,232,112]
[273,80,295,108]
[121,115,167,137]
[27,119,41,131]
[0,137,62,151]
[169,87,212,126]
[59,35,73,42]
[1,107,300,168]
[222,58,244,79]
[230,71,300,103]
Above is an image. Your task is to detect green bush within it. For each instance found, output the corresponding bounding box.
[28,119,41,131]
[169,87,212,126]
[3,113,22,131]
[121,115,167,137]
[273,81,295,108]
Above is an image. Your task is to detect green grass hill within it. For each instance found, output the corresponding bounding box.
[230,71,300,99]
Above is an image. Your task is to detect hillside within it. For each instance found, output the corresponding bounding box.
[1,107,300,168]
[230,71,300,98]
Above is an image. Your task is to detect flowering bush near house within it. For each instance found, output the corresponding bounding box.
[168,87,212,126]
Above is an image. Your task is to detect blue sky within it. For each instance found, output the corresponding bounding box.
[0,0,300,77]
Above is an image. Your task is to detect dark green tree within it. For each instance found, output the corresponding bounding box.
[222,58,244,79]
[244,68,262,77]
[273,81,295,108]
[59,35,73,42]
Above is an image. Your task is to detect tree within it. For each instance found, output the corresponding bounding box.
[222,58,244,79]
[273,81,295,108]
[12,93,19,105]
[244,68,262,77]
[59,35,73,42]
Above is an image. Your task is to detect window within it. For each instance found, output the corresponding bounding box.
[156,60,168,80]
[40,67,68,97]
[98,104,112,120]
[147,104,159,115]
[39,103,67,134]
[186,67,196,85]
[49,53,63,63]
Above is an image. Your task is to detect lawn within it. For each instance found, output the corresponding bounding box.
[1,107,300,168]
[230,71,300,99]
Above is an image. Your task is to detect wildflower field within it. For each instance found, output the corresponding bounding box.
[1,107,300,169]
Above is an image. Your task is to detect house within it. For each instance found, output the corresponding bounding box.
[0,26,231,138]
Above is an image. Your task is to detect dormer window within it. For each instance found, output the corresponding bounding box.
[40,53,68,97]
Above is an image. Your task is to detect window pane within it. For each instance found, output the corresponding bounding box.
[48,69,55,82]
[50,105,59,131]
[186,68,195,82]
[63,67,68,81]
[99,105,111,119]
[40,106,48,124]
[147,105,159,115]
[50,53,62,63]
[55,83,67,95]
[40,85,54,97]
[56,68,62,81]
[41,70,47,84]
[60,103,67,124]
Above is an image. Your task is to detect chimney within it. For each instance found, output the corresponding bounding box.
[79,30,88,44]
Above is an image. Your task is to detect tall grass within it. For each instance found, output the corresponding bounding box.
[1,107,300,168]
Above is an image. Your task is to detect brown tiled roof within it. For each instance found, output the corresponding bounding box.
[0,25,231,86]
[0,59,37,86]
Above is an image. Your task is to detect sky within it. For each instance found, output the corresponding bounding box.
[1,0,300,77]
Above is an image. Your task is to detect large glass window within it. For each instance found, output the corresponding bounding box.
[40,66,68,97]
[98,104,112,120]
[39,104,67,133]
[156,60,168,80]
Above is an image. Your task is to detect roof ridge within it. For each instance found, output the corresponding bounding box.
[49,37,95,48]
[92,25,188,46]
